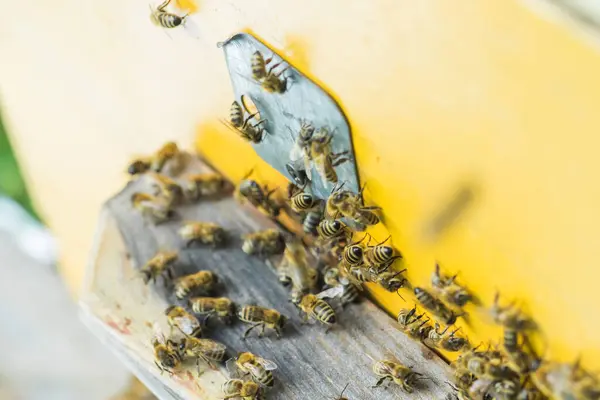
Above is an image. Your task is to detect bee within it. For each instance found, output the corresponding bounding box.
[140,250,178,285]
[131,192,174,224]
[308,127,350,184]
[297,286,342,329]
[397,306,432,340]
[431,264,472,307]
[165,305,202,337]
[189,297,235,324]
[151,141,183,175]
[237,305,288,339]
[226,99,266,143]
[152,333,182,375]
[289,186,319,213]
[375,269,407,294]
[149,172,184,205]
[425,323,469,352]
[178,221,227,247]
[228,352,278,388]
[222,379,264,400]
[250,50,289,93]
[241,229,285,257]
[236,170,282,218]
[127,157,151,176]
[174,270,217,299]
[176,336,227,374]
[341,235,367,267]
[317,219,349,240]
[491,292,535,331]
[490,379,521,400]
[150,0,188,28]
[278,239,319,303]
[456,346,519,383]
[503,328,539,374]
[414,287,461,325]
[182,173,228,201]
[288,121,316,180]
[363,236,403,275]
[326,184,380,226]
[323,268,361,306]
[303,210,323,236]
[372,360,425,393]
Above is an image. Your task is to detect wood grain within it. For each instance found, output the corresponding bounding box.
[85,155,453,400]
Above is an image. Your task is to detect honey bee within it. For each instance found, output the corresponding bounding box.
[165,305,202,337]
[182,173,228,201]
[228,352,278,388]
[222,379,264,400]
[297,287,342,329]
[127,157,151,176]
[326,184,380,226]
[317,219,349,240]
[178,221,227,247]
[288,121,316,180]
[151,141,183,175]
[152,333,182,375]
[176,336,227,374]
[341,235,367,267]
[363,236,403,275]
[414,287,462,325]
[149,172,184,205]
[189,297,235,324]
[235,170,282,218]
[237,305,288,339]
[150,0,188,28]
[503,328,539,374]
[241,229,285,257]
[131,192,174,224]
[302,210,322,236]
[308,127,350,184]
[372,360,425,393]
[491,292,535,331]
[431,264,472,307]
[397,306,432,340]
[289,187,319,213]
[278,239,319,303]
[174,270,217,299]
[375,269,407,295]
[424,323,470,352]
[490,379,521,400]
[455,346,520,383]
[140,250,178,285]
[226,99,266,143]
[251,50,289,93]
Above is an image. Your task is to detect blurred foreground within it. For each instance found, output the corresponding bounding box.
[0,196,130,400]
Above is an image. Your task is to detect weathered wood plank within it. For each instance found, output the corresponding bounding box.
[80,155,454,400]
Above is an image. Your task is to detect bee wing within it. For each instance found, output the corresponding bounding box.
[174,315,200,335]
[316,285,345,300]
[199,339,227,353]
[181,17,201,39]
[289,142,304,162]
[303,151,312,181]
[152,322,166,344]
[225,358,241,377]
[255,357,278,371]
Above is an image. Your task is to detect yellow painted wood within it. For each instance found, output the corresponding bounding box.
[0,0,598,371]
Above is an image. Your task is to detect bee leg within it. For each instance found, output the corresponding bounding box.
[258,323,267,338]
[243,323,260,339]
[372,377,390,389]
[155,361,164,374]
[331,157,350,167]
[157,0,172,12]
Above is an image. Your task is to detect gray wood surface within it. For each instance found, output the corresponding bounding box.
[103,157,453,400]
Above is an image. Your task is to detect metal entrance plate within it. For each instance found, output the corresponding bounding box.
[218,33,360,199]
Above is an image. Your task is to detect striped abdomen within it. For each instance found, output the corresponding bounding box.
[340,284,360,305]
[312,299,336,325]
[248,361,274,387]
[156,12,183,28]
[356,209,379,225]
[343,244,363,265]
[414,287,437,310]
[229,101,244,128]
[291,192,316,212]
[303,210,322,235]
[317,219,346,239]
[238,305,265,323]
[251,51,267,80]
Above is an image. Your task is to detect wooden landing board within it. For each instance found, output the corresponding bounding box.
[79,155,454,400]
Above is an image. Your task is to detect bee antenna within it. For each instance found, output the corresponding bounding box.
[242,167,255,180]
[340,383,349,396]
[396,290,406,301]
[377,235,391,246]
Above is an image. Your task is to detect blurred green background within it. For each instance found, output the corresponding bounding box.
[0,114,38,219]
